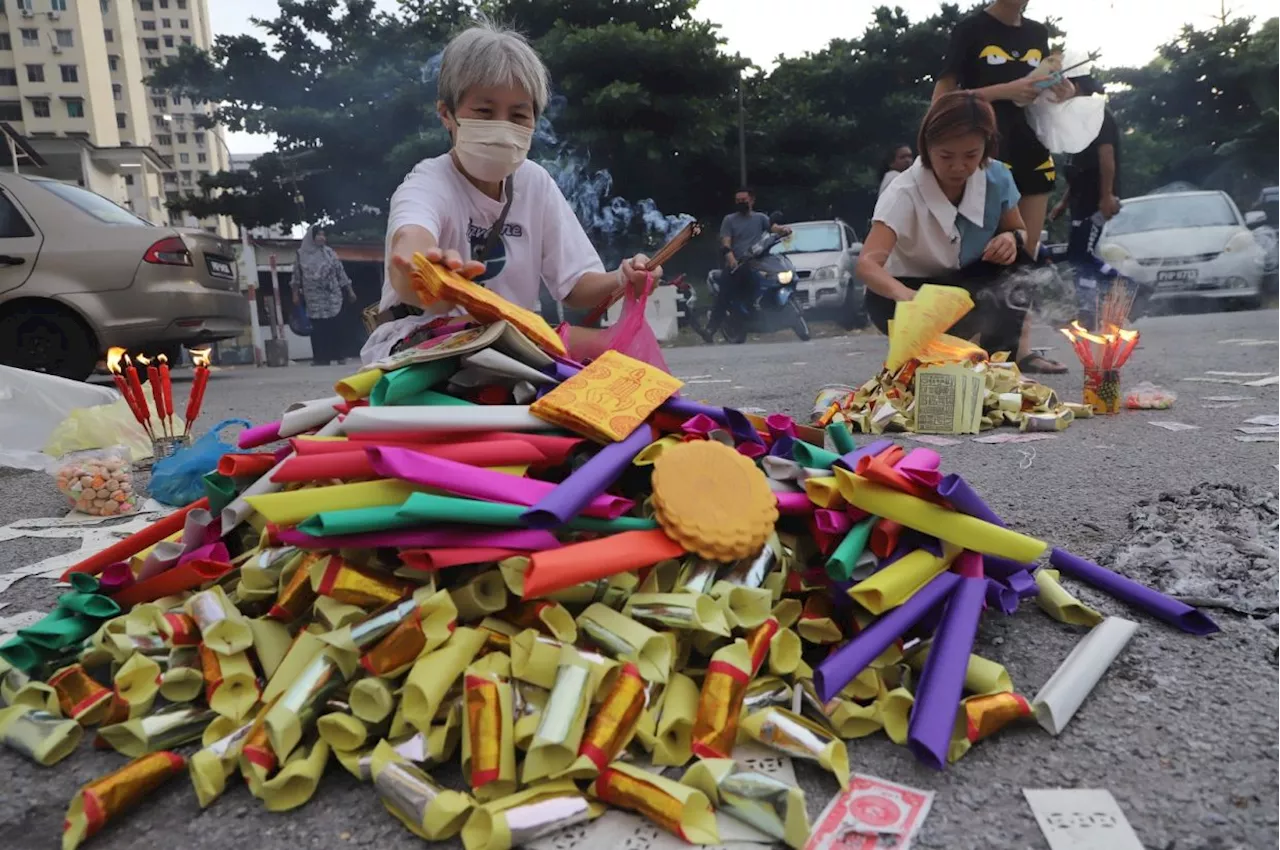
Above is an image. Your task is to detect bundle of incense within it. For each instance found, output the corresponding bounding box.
[584,220,705,325]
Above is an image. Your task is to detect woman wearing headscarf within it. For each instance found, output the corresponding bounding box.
[364,18,658,365]
[293,225,357,366]
[879,143,914,197]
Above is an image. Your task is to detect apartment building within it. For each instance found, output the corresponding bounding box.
[0,0,232,237]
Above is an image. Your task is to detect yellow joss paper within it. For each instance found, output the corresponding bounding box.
[848,545,960,615]
[185,586,254,656]
[906,645,1013,696]
[530,350,683,442]
[624,592,731,637]
[589,762,719,845]
[0,704,82,766]
[97,705,216,758]
[522,646,596,784]
[682,758,810,850]
[62,751,186,850]
[652,672,699,766]
[257,738,331,812]
[189,716,257,808]
[461,781,603,850]
[576,603,672,684]
[709,584,773,631]
[833,471,1047,563]
[450,571,510,622]
[112,653,162,718]
[885,284,974,372]
[1035,568,1105,627]
[370,739,476,840]
[767,628,803,676]
[461,670,517,800]
[877,669,915,746]
[245,479,420,527]
[350,677,397,724]
[402,627,487,734]
[336,368,385,401]
[740,706,850,789]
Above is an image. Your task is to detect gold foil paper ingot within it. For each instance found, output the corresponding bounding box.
[796,679,882,739]
[739,706,850,789]
[62,751,186,850]
[589,762,719,845]
[651,671,699,766]
[200,645,261,721]
[370,740,475,840]
[691,640,751,760]
[949,691,1033,763]
[461,780,603,850]
[576,603,672,683]
[462,670,517,800]
[47,664,113,726]
[265,650,348,762]
[0,704,83,765]
[522,645,596,784]
[743,676,793,714]
[623,593,730,637]
[268,558,319,623]
[185,586,254,656]
[312,554,415,609]
[97,704,217,758]
[502,600,578,643]
[682,758,811,850]
[567,660,646,778]
[743,617,780,676]
[160,612,201,646]
[716,536,782,590]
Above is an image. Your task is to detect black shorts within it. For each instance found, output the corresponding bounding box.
[997,119,1055,197]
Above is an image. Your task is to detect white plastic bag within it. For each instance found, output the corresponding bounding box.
[1025,93,1106,154]
[0,366,120,469]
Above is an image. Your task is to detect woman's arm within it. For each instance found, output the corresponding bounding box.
[562,254,662,311]
[856,222,917,302]
[982,205,1030,265]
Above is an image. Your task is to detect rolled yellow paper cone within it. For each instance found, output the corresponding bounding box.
[0,704,82,765]
[709,584,772,630]
[682,758,811,850]
[402,627,487,734]
[510,630,616,691]
[906,644,1014,696]
[62,751,185,850]
[848,545,960,615]
[740,706,850,789]
[771,598,803,629]
[189,716,256,808]
[522,645,595,784]
[245,479,419,526]
[803,476,844,509]
[652,672,699,766]
[96,705,216,757]
[314,596,369,630]
[589,762,719,845]
[450,571,510,622]
[832,470,1048,562]
[158,647,205,703]
[112,653,162,718]
[185,586,254,656]
[767,628,803,676]
[336,368,385,401]
[370,740,475,840]
[461,781,603,850]
[1035,568,1104,627]
[264,650,349,762]
[624,593,731,637]
[512,680,548,751]
[246,617,293,680]
[201,646,261,722]
[258,737,331,812]
[576,603,672,684]
[318,711,387,752]
[461,670,517,800]
[501,600,578,643]
[633,434,682,466]
[350,677,396,724]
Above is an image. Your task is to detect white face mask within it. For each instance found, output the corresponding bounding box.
[452,118,533,182]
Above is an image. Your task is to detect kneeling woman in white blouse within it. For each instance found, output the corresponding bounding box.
[363,19,658,365]
[856,91,1067,374]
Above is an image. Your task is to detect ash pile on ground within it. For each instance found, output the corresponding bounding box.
[1103,482,1278,616]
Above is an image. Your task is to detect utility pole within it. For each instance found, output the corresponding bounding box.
[737,72,747,188]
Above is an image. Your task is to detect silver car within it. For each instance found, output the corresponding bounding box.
[772,219,866,327]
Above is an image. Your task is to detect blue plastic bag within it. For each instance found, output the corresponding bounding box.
[149,419,251,507]
[289,306,312,337]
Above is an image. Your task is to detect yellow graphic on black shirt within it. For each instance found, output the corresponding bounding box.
[979,45,1043,67]
[1036,156,1055,183]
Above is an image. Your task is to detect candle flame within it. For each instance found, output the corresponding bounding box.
[1059,327,1078,343]
[106,347,126,374]
[191,347,212,368]
[1118,328,1138,342]
[135,353,151,366]
[157,354,168,365]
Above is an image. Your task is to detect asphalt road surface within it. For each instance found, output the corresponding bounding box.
[1,310,1277,850]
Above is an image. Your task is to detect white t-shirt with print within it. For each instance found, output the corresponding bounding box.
[362,154,604,364]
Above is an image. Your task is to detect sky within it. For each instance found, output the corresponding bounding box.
[210,0,1275,154]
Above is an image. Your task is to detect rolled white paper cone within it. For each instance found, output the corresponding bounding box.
[221,417,345,531]
[462,349,554,385]
[761,456,805,483]
[341,405,559,434]
[767,478,803,494]
[279,396,344,439]
[1031,616,1138,735]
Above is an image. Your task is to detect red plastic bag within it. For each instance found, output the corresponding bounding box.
[561,274,670,373]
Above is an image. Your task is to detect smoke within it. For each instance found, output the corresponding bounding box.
[421,56,693,264]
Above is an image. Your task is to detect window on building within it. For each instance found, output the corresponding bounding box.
[29,98,49,118]
[141,20,155,31]
[0,69,17,87]
[177,0,187,7]
[64,98,84,119]
[0,102,22,122]
[146,58,161,69]
[179,18,189,29]
[175,132,186,143]
[151,86,163,95]
[124,174,134,186]
[179,152,189,164]
[101,0,111,14]
[55,30,73,47]
[15,0,32,12]
[112,83,121,100]
[153,114,166,129]
[25,64,43,83]
[180,170,192,183]
[143,38,158,51]
[194,131,204,146]
[159,0,169,7]
[156,133,171,145]
[103,29,113,43]
[59,64,77,83]
[20,30,39,48]
[172,113,184,126]
[163,35,173,48]
[170,93,180,106]
[117,112,127,129]
[51,0,68,11]
[0,35,11,51]
[160,18,170,28]
[108,55,119,71]
[139,0,153,10]
[180,36,191,45]
[150,96,165,108]
[197,152,206,164]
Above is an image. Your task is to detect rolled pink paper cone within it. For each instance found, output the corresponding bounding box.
[765,413,796,440]
[273,444,293,463]
[776,491,814,516]
[737,442,767,460]
[815,509,854,536]
[897,448,943,489]
[238,421,283,450]
[177,541,229,569]
[98,562,136,593]
[952,550,984,579]
[365,446,633,520]
[681,414,719,437]
[275,527,562,552]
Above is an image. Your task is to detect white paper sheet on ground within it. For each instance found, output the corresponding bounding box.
[1235,433,1279,443]
[1205,371,1272,377]
[1237,425,1280,434]
[1180,377,1245,385]
[1202,395,1254,402]
[1244,414,1280,426]
[1243,376,1280,387]
[972,433,1059,444]
[906,434,963,446]
[0,511,170,595]
[1148,421,1199,432]
[525,744,797,850]
[0,610,45,642]
[1032,616,1137,736]
[1218,338,1279,346]
[1022,789,1144,850]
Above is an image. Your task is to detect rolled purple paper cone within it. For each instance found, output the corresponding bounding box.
[535,384,555,401]
[1049,547,1220,636]
[835,438,896,472]
[238,421,283,450]
[985,577,1020,615]
[661,396,729,426]
[936,474,1005,527]
[722,407,765,446]
[815,509,854,536]
[982,554,1036,582]
[878,541,914,569]
[769,433,797,459]
[276,527,562,552]
[521,424,655,529]
[907,575,987,770]
[1004,569,1039,599]
[814,571,961,702]
[830,578,855,614]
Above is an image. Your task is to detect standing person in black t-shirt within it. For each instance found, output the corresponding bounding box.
[1050,75,1122,330]
[934,0,1076,262]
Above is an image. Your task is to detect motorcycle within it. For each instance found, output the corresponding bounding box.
[702,213,810,344]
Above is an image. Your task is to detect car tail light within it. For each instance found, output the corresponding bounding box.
[143,236,192,266]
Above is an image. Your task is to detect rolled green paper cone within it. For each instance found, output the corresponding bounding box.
[57,592,121,620]
[67,573,101,594]
[414,391,475,408]
[17,609,97,651]
[297,504,425,538]
[826,517,877,581]
[371,359,458,406]
[826,422,856,456]
[0,639,40,675]
[792,440,840,471]
[203,471,239,515]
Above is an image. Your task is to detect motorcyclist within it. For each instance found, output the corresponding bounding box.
[699,188,791,342]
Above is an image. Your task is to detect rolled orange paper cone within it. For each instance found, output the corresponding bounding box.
[856,446,945,503]
[110,559,235,609]
[869,519,903,560]
[523,530,685,599]
[217,453,280,479]
[61,497,210,581]
[400,548,526,572]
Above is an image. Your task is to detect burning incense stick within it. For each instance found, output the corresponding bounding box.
[585,221,705,325]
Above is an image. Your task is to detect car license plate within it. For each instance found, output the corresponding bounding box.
[1156,269,1198,283]
[206,258,234,279]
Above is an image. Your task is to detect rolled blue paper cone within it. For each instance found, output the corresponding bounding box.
[814,571,961,702]
[936,474,1005,527]
[983,554,1037,582]
[521,424,655,529]
[907,576,987,770]
[1004,570,1039,599]
[1048,547,1220,636]
[835,438,896,472]
[769,433,796,459]
[662,396,729,426]
[723,407,765,446]
[985,577,1020,615]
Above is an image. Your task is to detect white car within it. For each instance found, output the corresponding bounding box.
[1096,190,1266,308]
[769,219,866,327]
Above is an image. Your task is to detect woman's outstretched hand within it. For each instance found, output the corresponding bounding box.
[982,232,1019,266]
[620,253,663,295]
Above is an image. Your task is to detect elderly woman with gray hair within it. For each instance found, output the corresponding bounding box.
[364,19,659,363]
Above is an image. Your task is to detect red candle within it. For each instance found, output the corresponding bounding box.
[184,348,212,435]
[157,355,175,435]
[140,355,168,437]
[123,355,151,432]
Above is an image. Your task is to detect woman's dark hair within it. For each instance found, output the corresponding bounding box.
[917,92,999,170]
[881,143,911,174]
